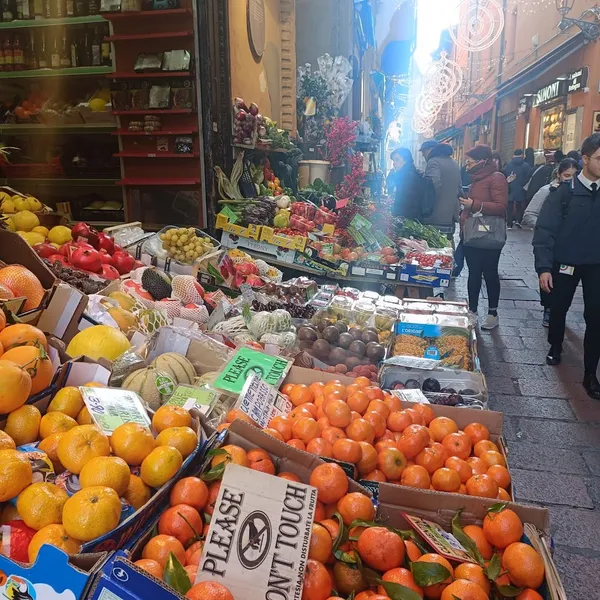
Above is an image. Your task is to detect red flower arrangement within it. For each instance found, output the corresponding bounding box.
[336,152,366,200]
[325,116,357,166]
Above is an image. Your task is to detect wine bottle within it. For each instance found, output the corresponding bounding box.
[38,30,48,68]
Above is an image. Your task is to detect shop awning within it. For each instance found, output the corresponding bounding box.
[434,126,462,142]
[455,96,496,128]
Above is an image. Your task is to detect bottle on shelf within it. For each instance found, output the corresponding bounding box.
[43,0,50,19]
[38,30,48,68]
[16,0,30,19]
[12,33,24,70]
[88,0,99,15]
[65,0,72,16]
[81,25,91,66]
[73,0,85,17]
[50,32,60,68]
[69,31,78,66]
[0,39,5,72]
[27,30,38,69]
[60,32,70,67]
[2,37,13,71]
[33,0,43,19]
[90,25,101,66]
[1,0,15,22]
[53,0,64,18]
[101,25,110,67]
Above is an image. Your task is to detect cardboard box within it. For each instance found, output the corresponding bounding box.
[36,283,88,344]
[260,226,308,251]
[216,213,261,240]
[0,544,107,600]
[220,231,297,264]
[398,262,451,288]
[350,260,398,281]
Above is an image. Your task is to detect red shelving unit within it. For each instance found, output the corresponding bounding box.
[107,31,193,41]
[113,127,198,136]
[103,8,192,20]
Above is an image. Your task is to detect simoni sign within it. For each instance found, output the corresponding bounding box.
[196,463,318,599]
[533,80,563,107]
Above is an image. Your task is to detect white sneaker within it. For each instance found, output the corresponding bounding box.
[481,314,499,330]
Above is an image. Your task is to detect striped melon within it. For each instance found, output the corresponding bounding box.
[122,366,176,410]
[151,353,196,385]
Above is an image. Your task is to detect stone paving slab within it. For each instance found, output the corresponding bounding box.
[448,229,600,600]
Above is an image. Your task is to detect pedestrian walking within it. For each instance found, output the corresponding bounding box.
[492,151,504,173]
[419,140,462,231]
[523,158,578,327]
[504,149,533,228]
[525,154,554,206]
[525,147,535,168]
[533,133,600,399]
[389,148,424,219]
[460,145,508,330]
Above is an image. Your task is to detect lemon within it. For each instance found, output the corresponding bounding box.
[32,226,49,238]
[12,211,40,232]
[1,199,16,214]
[0,192,12,204]
[89,98,107,112]
[48,225,72,245]
[5,218,15,232]
[13,198,31,212]
[20,232,45,247]
[27,197,43,212]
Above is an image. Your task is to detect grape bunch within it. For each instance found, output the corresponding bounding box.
[159,228,215,264]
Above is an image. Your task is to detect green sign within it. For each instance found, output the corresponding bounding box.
[213,347,292,395]
[220,206,239,224]
[166,384,218,414]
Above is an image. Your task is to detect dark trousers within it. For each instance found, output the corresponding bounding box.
[548,263,600,373]
[540,287,552,309]
[507,201,523,226]
[463,246,502,313]
[453,240,465,277]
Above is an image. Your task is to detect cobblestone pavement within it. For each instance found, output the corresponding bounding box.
[447,229,599,600]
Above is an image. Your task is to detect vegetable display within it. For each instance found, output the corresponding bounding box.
[394,218,451,249]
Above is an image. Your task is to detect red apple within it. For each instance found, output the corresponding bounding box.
[100,264,120,280]
[97,232,115,255]
[70,248,103,273]
[34,243,58,259]
[99,249,114,265]
[112,250,135,275]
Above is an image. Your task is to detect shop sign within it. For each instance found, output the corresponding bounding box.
[568,66,588,93]
[533,80,563,107]
[518,96,530,115]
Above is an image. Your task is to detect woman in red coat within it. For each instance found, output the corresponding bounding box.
[460,144,508,330]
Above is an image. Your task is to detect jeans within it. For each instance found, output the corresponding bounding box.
[548,263,600,373]
[507,201,523,226]
[463,246,502,313]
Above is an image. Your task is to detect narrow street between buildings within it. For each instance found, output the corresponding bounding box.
[450,229,600,600]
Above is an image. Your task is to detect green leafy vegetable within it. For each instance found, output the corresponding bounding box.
[395,218,450,249]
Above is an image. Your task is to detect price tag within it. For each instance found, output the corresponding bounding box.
[166,384,218,414]
[80,387,151,435]
[391,388,429,403]
[235,371,292,427]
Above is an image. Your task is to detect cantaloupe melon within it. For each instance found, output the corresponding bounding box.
[121,366,176,410]
[151,353,196,385]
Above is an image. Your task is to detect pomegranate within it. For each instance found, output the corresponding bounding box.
[112,251,135,275]
[71,222,99,249]
[99,249,114,265]
[97,232,115,255]
[34,243,57,259]
[70,248,103,273]
[100,264,120,280]
[48,254,69,266]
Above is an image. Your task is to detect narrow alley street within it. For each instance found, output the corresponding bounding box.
[450,229,600,600]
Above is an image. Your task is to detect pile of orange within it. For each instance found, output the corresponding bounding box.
[0,391,197,562]
[258,379,513,501]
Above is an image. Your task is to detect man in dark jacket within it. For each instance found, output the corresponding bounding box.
[533,133,600,400]
[504,149,532,228]
[389,148,424,219]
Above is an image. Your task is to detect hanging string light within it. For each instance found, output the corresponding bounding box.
[448,0,505,52]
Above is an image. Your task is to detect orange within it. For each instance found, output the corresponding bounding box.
[281,383,294,396]
[337,492,375,525]
[346,418,375,443]
[309,463,348,504]
[159,503,203,546]
[2,345,53,395]
[431,442,449,463]
[363,411,387,438]
[347,391,370,414]
[247,448,276,474]
[413,403,436,425]
[211,444,248,468]
[299,402,318,419]
[0,323,47,352]
[57,424,110,474]
[287,438,306,451]
[466,457,487,476]
[17,482,68,530]
[516,590,544,600]
[502,542,545,589]
[4,404,41,446]
[445,457,473,483]
[377,447,407,480]
[268,416,293,441]
[462,525,493,560]
[0,360,32,413]
[354,376,371,388]
[309,523,333,563]
[498,488,512,501]
[487,464,511,490]
[357,526,405,571]
[387,410,413,432]
[473,439,499,457]
[332,438,362,464]
[77,406,93,425]
[324,399,352,428]
[185,540,203,564]
[205,481,221,516]
[134,559,163,579]
[378,568,423,598]
[39,412,77,439]
[480,450,506,468]
[432,468,461,492]
[366,399,390,419]
[416,554,453,599]
[333,559,368,595]
[289,406,313,421]
[305,437,332,458]
[260,427,282,442]
[79,456,131,496]
[38,433,65,475]
[62,486,121,541]
[322,426,346,445]
[186,582,234,600]
[225,408,255,424]
[365,386,385,401]
[376,439,398,453]
[292,417,320,444]
[406,408,426,426]
[124,474,151,510]
[302,559,332,600]
[483,507,524,549]
[466,474,499,499]
[454,563,491,595]
[289,384,314,406]
[401,464,431,489]
[405,540,423,562]
[28,524,82,562]
[357,442,378,475]
[152,405,192,432]
[429,417,458,442]
[440,579,488,600]
[464,422,490,444]
[143,534,186,568]
[415,447,445,475]
[141,446,183,488]
[364,469,387,482]
[441,432,472,460]
[278,471,301,482]
[0,448,32,502]
[47,387,84,419]
[0,430,15,450]
[170,477,208,511]
[0,266,45,312]
[156,426,197,458]
[396,424,430,459]
[111,423,156,465]
[323,381,346,397]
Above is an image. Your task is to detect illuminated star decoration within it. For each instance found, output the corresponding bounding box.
[448,0,505,53]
